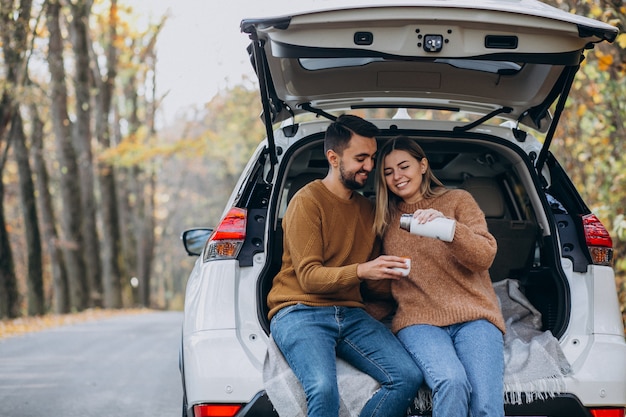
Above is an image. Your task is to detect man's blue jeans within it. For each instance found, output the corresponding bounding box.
[397,319,504,417]
[270,304,423,417]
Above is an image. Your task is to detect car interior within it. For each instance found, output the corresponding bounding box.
[260,133,566,337]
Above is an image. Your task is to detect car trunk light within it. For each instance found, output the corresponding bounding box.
[213,207,247,240]
[582,213,613,266]
[203,207,247,262]
[193,404,242,417]
[589,408,625,417]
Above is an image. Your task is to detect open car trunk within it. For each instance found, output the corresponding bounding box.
[241,0,617,182]
[257,125,580,339]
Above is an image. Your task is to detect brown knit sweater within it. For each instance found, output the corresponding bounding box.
[383,189,506,334]
[267,180,386,320]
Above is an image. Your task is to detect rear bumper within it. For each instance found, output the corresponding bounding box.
[237,392,278,417]
[503,394,600,417]
[183,332,626,417]
[234,391,623,417]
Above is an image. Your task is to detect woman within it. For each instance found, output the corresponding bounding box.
[374,136,506,417]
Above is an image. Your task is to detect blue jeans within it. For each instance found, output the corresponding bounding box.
[397,319,504,417]
[271,304,423,417]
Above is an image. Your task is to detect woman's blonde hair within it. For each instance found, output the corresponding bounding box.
[373,136,447,236]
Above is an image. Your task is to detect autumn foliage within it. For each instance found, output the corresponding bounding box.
[0,0,624,332]
[544,0,626,328]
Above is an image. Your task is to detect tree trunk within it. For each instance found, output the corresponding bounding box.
[10,109,44,315]
[139,51,159,308]
[0,0,34,318]
[46,0,89,311]
[0,174,20,318]
[92,0,123,308]
[69,0,102,307]
[137,170,155,307]
[99,154,124,308]
[119,78,140,305]
[124,165,140,305]
[29,103,70,314]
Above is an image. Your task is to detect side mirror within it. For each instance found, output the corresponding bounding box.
[181,228,213,256]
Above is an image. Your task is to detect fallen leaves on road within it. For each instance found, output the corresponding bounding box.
[0,308,150,340]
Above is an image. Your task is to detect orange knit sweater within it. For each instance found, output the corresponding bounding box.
[383,189,506,334]
[267,180,385,320]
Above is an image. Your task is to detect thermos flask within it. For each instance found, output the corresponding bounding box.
[399,214,456,242]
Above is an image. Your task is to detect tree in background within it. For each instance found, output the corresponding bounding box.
[0,0,33,318]
[92,0,123,309]
[46,0,89,311]
[29,101,70,314]
[147,82,264,310]
[69,0,103,307]
[546,0,626,325]
[109,13,165,307]
[0,0,168,316]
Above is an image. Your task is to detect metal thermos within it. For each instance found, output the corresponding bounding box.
[399,214,456,242]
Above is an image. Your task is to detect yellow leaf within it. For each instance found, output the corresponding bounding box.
[590,5,603,18]
[617,33,626,49]
[595,50,614,71]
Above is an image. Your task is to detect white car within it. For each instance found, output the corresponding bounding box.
[179,1,625,416]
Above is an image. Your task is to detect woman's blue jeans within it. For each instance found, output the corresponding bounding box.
[270,304,423,417]
[397,319,504,417]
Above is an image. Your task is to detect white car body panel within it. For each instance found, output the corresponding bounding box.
[184,330,264,403]
[183,260,238,332]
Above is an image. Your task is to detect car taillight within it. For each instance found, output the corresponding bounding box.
[203,207,247,262]
[193,404,242,417]
[582,213,613,266]
[589,408,625,417]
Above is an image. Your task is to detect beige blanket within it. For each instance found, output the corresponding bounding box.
[263,278,571,416]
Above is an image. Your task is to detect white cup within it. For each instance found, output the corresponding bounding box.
[392,257,411,277]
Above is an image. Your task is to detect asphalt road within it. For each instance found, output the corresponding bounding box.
[0,311,184,417]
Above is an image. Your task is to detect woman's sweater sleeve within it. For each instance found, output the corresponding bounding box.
[447,190,498,273]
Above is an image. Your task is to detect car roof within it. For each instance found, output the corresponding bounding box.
[241,0,617,133]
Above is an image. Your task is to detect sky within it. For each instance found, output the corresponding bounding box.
[125,0,323,124]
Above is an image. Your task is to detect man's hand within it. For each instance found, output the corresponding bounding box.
[357,255,410,281]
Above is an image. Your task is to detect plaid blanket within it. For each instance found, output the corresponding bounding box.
[263,278,571,416]
[495,278,571,404]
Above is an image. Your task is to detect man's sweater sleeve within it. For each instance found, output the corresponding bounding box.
[284,194,361,295]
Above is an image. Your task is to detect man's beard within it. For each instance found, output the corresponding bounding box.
[339,160,368,190]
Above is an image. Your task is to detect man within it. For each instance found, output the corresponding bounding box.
[267,114,423,417]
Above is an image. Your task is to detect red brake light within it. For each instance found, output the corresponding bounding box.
[193,404,242,417]
[583,214,613,247]
[212,207,247,241]
[590,408,625,417]
[582,213,613,266]
[203,208,247,262]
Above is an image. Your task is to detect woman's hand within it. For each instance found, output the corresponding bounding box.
[357,255,409,281]
[412,208,445,224]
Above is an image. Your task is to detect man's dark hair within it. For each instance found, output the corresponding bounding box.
[324,114,380,155]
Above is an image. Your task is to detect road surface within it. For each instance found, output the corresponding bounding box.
[0,311,183,417]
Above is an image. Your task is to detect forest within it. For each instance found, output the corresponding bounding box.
[0,0,624,329]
